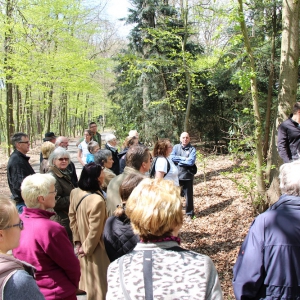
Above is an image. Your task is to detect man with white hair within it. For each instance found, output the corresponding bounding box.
[233,160,300,299]
[105,134,120,175]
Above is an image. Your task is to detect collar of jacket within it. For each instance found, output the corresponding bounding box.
[14,149,30,161]
[22,207,55,219]
[49,165,66,178]
[289,117,300,126]
[106,143,117,152]
[180,143,192,150]
[123,166,144,176]
[269,194,300,211]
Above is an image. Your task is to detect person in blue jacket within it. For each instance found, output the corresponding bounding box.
[170,132,196,218]
[233,160,300,299]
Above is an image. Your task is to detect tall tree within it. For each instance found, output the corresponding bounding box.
[266,0,300,204]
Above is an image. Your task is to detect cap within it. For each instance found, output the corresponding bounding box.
[43,132,57,142]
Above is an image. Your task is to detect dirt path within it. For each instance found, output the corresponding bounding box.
[0,141,253,298]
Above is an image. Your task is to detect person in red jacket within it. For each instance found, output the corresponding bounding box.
[13,173,80,300]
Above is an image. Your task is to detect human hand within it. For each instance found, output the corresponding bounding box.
[78,246,85,258]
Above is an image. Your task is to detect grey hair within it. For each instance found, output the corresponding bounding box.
[88,141,99,153]
[48,147,70,167]
[105,134,116,143]
[94,149,112,164]
[279,160,300,196]
[11,132,28,149]
[55,136,65,147]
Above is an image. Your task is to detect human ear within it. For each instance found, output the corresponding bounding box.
[37,195,44,204]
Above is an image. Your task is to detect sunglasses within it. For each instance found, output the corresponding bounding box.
[4,220,24,230]
[18,141,30,144]
[58,157,69,161]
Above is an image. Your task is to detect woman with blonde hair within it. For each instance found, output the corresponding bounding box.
[40,141,55,173]
[13,174,80,300]
[107,179,223,299]
[0,196,44,299]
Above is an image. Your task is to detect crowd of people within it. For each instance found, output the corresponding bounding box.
[4,106,300,299]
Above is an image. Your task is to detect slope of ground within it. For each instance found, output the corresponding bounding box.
[0,143,254,298]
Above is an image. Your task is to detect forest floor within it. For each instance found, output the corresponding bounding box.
[0,139,254,299]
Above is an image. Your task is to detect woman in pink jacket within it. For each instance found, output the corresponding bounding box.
[13,174,80,300]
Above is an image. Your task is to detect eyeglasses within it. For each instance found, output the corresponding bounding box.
[4,220,24,230]
[49,189,57,195]
[18,141,30,144]
[58,157,69,161]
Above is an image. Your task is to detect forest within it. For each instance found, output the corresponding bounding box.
[0,0,299,208]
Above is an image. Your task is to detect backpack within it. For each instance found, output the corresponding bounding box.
[149,156,170,178]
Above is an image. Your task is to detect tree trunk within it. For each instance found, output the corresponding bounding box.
[263,2,277,159]
[181,1,193,132]
[4,0,14,155]
[238,0,266,205]
[266,0,300,204]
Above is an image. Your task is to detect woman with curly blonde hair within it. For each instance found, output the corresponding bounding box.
[107,178,223,299]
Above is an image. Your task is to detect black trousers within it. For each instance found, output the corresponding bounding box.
[179,179,194,216]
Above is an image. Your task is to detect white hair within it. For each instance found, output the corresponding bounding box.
[128,130,138,138]
[105,134,116,143]
[279,160,300,196]
[48,147,70,167]
[21,174,56,208]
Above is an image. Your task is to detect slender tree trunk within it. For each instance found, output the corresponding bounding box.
[181,0,193,132]
[263,2,277,159]
[4,0,14,155]
[238,0,266,205]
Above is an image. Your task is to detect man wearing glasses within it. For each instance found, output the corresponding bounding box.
[7,132,35,213]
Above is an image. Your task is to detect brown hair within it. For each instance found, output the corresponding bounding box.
[114,173,145,217]
[126,145,150,170]
[292,102,300,115]
[153,139,170,157]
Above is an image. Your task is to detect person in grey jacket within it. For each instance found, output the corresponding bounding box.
[0,196,44,300]
[107,178,223,299]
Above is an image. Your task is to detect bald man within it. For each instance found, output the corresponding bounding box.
[170,132,196,218]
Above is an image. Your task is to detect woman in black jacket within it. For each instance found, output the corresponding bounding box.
[103,173,144,262]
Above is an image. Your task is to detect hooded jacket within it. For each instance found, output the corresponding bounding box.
[233,194,300,299]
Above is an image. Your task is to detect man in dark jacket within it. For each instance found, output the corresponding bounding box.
[7,132,35,213]
[233,160,300,299]
[170,132,196,218]
[277,102,300,163]
[105,134,120,175]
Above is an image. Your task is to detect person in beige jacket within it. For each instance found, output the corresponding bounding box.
[69,162,109,300]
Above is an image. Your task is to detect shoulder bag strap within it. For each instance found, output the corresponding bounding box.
[75,193,91,212]
[143,250,153,300]
[119,256,132,300]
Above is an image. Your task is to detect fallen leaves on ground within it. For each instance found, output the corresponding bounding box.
[181,156,254,298]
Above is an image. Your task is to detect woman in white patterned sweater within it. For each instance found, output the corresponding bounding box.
[106,178,223,300]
